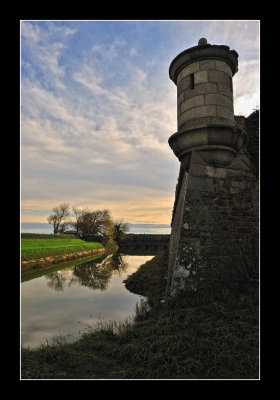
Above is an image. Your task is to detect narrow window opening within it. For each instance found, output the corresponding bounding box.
[190,73,194,89]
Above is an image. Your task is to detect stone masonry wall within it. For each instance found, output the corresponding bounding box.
[166,148,259,297]
[177,59,234,132]
[165,165,188,295]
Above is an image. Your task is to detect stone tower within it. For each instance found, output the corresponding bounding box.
[166,38,259,297]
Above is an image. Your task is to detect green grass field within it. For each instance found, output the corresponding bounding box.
[21,235,104,261]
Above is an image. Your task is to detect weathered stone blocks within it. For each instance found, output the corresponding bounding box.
[177,61,200,83]
[217,83,233,98]
[188,175,214,192]
[194,70,208,84]
[208,70,232,87]
[178,116,235,132]
[199,59,215,70]
[182,83,219,101]
[177,75,192,92]
[215,60,232,76]
[176,60,234,132]
[167,40,258,298]
[217,105,235,120]
[178,105,216,126]
[204,93,233,109]
[204,165,226,178]
[180,95,205,113]
[167,152,259,297]
[176,59,233,83]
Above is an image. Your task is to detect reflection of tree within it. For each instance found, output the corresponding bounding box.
[45,252,128,292]
[110,252,129,274]
[46,272,68,292]
[71,255,114,291]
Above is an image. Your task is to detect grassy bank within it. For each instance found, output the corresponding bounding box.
[21,233,104,270]
[21,252,259,379]
[21,253,106,283]
[21,236,103,261]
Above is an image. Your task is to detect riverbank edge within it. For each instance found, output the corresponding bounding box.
[21,247,106,272]
[21,251,259,379]
[21,252,106,282]
[123,251,168,305]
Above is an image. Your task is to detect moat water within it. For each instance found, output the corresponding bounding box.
[21,253,154,349]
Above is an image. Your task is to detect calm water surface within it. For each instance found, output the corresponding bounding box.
[21,253,154,349]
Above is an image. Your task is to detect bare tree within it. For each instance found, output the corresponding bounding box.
[47,203,70,234]
[71,208,115,242]
[70,207,83,235]
[113,219,129,244]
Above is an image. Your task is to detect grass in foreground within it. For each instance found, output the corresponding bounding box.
[21,252,259,379]
[21,287,259,379]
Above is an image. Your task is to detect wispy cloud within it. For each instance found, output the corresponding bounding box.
[160,20,260,114]
[21,22,178,224]
[21,21,76,89]
[21,20,259,225]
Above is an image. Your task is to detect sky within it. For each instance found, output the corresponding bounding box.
[20,20,260,227]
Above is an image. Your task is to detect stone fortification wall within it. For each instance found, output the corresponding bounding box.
[166,145,259,297]
[166,39,259,298]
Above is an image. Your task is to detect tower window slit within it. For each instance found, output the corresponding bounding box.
[190,73,194,89]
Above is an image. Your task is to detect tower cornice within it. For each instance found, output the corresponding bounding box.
[169,41,239,85]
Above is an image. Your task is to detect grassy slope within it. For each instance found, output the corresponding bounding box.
[21,237,103,261]
[21,253,105,283]
[21,252,259,379]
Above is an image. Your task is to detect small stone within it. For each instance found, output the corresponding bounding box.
[183,223,189,230]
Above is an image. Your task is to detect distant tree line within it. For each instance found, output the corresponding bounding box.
[47,203,129,245]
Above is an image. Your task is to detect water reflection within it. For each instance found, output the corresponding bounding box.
[46,272,68,293]
[45,253,129,292]
[21,253,154,348]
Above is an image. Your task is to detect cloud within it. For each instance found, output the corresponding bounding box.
[21,50,178,223]
[21,21,41,43]
[72,65,107,96]
[234,59,259,94]
[162,20,260,116]
[129,47,139,57]
[21,21,76,89]
[21,21,259,225]
[21,187,175,225]
[97,37,127,62]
